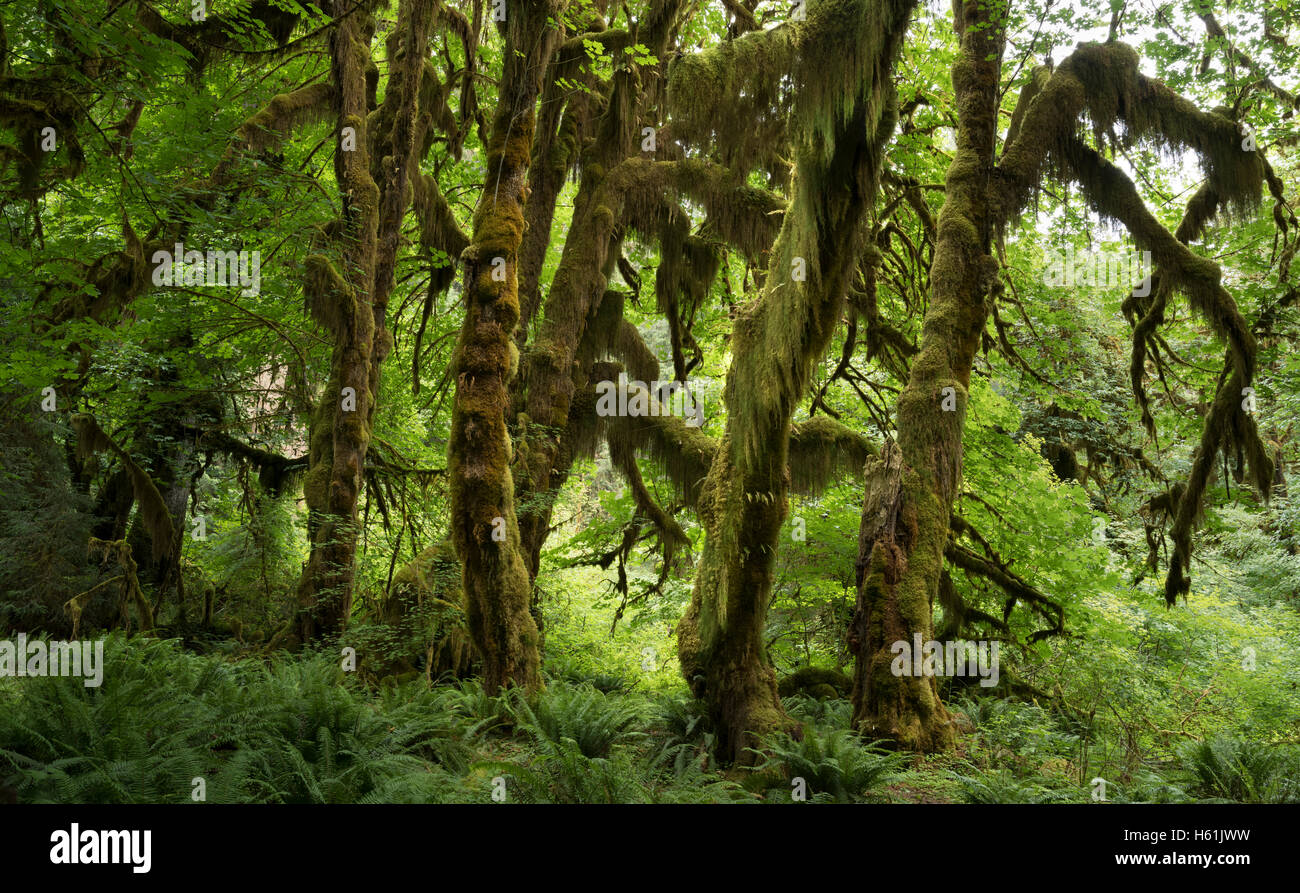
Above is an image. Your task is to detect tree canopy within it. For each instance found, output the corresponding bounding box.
[1,0,1298,807]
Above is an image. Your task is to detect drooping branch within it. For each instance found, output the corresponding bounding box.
[70,414,175,565]
[992,41,1280,605]
[1197,9,1300,111]
[946,514,1064,644]
[1062,138,1273,604]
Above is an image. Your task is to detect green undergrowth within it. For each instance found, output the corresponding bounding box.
[0,627,1294,804]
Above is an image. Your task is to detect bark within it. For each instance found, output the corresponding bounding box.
[676,0,917,765]
[293,2,382,643]
[294,0,431,642]
[448,0,566,693]
[511,2,686,584]
[848,0,1004,752]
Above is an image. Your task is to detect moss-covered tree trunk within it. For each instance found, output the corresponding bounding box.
[676,0,916,765]
[295,0,430,643]
[848,0,1004,752]
[448,0,565,693]
[512,4,685,587]
[293,1,381,643]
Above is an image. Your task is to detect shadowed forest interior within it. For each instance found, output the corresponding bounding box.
[1,0,1299,804]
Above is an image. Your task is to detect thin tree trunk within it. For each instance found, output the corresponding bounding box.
[293,2,381,643]
[849,0,1005,752]
[510,2,684,588]
[295,0,431,642]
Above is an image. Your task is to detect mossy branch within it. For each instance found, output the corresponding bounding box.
[70,414,175,565]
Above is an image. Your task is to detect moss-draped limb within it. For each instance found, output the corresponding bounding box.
[68,538,153,636]
[674,0,917,765]
[997,53,1264,379]
[516,19,606,340]
[239,83,335,151]
[448,0,568,693]
[600,380,719,510]
[664,19,798,173]
[788,415,878,495]
[132,0,308,73]
[988,40,1279,607]
[616,157,786,262]
[996,42,1265,233]
[608,421,691,553]
[508,0,688,585]
[850,0,1004,753]
[41,217,149,335]
[585,368,875,512]
[1060,139,1272,604]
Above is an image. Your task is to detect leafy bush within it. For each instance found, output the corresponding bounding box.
[949,769,1073,804]
[474,738,652,804]
[750,726,907,803]
[782,694,853,730]
[1180,735,1300,803]
[508,681,644,758]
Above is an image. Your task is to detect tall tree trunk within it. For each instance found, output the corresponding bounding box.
[293,2,381,643]
[448,0,566,693]
[848,0,1005,752]
[295,0,431,643]
[676,0,916,765]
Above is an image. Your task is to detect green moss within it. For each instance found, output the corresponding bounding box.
[777,666,853,698]
[238,83,333,151]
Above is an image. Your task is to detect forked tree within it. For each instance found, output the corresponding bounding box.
[849,0,1284,751]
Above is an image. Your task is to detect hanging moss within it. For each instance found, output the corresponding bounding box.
[997,42,1264,234]
[666,22,797,172]
[612,157,785,263]
[608,428,690,552]
[302,254,356,334]
[992,41,1279,606]
[667,0,918,763]
[238,83,334,152]
[605,382,718,510]
[788,415,878,495]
